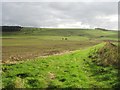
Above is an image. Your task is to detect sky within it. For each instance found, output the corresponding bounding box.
[1,0,118,30]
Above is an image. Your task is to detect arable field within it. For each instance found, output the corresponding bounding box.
[2,28,119,88]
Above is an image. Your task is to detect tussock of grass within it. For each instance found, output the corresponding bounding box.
[89,42,118,66]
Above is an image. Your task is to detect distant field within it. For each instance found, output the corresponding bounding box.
[2,28,118,63]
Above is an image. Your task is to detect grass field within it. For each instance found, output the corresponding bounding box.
[2,28,119,88]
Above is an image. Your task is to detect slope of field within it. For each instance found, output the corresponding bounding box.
[3,28,118,40]
[2,28,118,63]
[2,42,119,88]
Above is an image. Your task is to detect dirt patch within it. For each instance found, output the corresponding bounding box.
[2,49,72,64]
[48,72,56,79]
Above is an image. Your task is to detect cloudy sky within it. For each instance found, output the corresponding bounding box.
[2,1,118,30]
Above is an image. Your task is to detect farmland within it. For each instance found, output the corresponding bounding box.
[2,28,118,63]
[1,28,119,88]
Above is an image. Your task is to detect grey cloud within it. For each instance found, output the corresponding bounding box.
[2,2,118,30]
[0,2,2,26]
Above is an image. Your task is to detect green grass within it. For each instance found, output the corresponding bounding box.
[2,28,118,39]
[2,43,119,88]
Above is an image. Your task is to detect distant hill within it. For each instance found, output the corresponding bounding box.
[2,27,118,41]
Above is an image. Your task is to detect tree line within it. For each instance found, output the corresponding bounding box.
[1,26,23,32]
[95,28,107,31]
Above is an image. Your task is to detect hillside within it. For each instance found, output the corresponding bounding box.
[2,28,118,40]
[2,42,119,88]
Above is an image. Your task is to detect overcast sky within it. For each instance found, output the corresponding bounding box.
[2,1,118,30]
